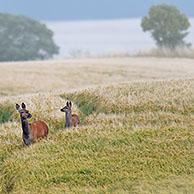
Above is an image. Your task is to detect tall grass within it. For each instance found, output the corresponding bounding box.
[1,58,194,193]
[1,79,194,193]
[1,126,194,194]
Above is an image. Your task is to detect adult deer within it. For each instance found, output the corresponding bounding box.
[16,103,49,146]
[60,101,79,128]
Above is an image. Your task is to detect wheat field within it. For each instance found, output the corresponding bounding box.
[0,57,194,194]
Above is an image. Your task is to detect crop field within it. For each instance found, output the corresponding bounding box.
[0,57,194,193]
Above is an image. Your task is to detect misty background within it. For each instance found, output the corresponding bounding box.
[1,0,193,58]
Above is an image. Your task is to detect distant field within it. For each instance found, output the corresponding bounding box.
[1,57,194,97]
[0,57,194,193]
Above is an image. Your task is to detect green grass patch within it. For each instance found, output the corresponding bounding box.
[0,104,15,124]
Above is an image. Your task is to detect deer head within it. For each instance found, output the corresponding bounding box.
[60,101,72,114]
[16,103,32,120]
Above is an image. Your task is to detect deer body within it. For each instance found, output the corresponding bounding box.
[72,114,79,127]
[61,101,79,128]
[16,103,49,146]
[30,121,49,140]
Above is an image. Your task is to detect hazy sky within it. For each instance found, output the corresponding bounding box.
[0,0,193,21]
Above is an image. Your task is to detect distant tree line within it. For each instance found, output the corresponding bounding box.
[0,13,59,61]
[141,4,191,49]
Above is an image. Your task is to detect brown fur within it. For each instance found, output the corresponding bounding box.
[29,121,49,141]
[72,114,80,127]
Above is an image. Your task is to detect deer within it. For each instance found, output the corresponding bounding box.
[16,103,49,146]
[60,101,79,128]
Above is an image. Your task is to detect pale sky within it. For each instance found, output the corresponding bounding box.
[0,0,193,21]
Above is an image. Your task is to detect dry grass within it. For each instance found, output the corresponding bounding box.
[0,57,194,97]
[0,57,194,193]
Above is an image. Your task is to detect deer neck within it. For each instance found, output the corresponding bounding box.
[21,118,31,144]
[65,112,72,128]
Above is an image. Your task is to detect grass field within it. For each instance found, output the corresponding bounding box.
[0,57,194,193]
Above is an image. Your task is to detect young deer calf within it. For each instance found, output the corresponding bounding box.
[16,103,49,146]
[61,101,79,128]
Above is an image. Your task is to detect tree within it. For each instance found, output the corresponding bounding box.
[0,13,59,61]
[141,4,191,49]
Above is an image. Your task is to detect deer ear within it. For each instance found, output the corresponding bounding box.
[21,103,26,109]
[16,104,20,110]
[66,101,69,107]
[69,101,72,108]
